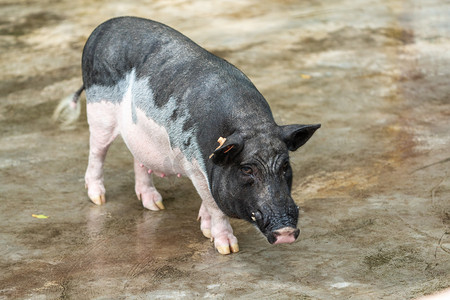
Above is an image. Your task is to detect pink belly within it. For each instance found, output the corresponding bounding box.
[120,105,186,177]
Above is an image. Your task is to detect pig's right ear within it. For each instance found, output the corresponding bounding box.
[281,124,321,151]
[210,133,244,166]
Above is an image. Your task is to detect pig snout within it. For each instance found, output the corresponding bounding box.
[268,227,300,244]
[251,203,300,245]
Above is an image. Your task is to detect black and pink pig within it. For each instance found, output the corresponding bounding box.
[55,17,320,254]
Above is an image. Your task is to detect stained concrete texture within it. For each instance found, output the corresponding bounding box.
[1,0,449,299]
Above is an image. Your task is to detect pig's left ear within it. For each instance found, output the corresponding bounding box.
[281,124,321,151]
[211,133,244,166]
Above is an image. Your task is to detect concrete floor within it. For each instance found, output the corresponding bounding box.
[1,0,449,299]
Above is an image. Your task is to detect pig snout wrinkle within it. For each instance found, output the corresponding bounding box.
[268,227,300,245]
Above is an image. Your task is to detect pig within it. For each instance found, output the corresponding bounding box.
[56,16,320,254]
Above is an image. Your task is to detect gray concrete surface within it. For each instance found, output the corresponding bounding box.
[1,0,449,299]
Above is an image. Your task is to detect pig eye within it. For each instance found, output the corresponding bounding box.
[240,166,253,176]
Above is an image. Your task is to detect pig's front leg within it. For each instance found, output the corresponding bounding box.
[197,203,212,238]
[202,202,239,255]
[192,175,239,254]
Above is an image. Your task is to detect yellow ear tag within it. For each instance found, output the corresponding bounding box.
[209,137,227,159]
[216,137,226,148]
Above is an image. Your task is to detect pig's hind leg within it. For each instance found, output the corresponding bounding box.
[84,103,119,205]
[134,159,164,211]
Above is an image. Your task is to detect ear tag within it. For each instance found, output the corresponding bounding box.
[223,145,234,153]
[209,137,227,159]
[216,137,227,148]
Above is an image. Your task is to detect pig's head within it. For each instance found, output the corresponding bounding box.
[209,123,320,245]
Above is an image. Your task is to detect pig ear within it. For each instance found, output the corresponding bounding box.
[211,133,244,166]
[281,124,321,151]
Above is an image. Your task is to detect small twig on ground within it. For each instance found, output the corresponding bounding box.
[435,231,450,258]
[430,173,447,204]
[411,157,450,173]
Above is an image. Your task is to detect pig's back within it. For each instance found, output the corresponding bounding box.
[83,18,202,86]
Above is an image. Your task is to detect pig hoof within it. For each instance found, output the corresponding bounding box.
[230,243,239,253]
[201,228,212,239]
[86,181,106,205]
[90,194,106,205]
[141,196,164,211]
[137,189,164,211]
[155,200,165,210]
[216,245,231,255]
[214,234,240,254]
[216,243,239,255]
